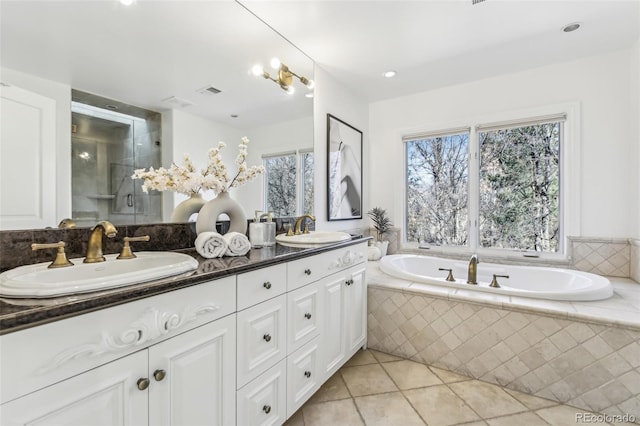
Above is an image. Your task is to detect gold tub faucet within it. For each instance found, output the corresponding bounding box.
[84,220,118,263]
[467,254,479,285]
[293,214,316,235]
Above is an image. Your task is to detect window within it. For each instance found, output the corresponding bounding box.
[405,113,566,256]
[263,150,314,216]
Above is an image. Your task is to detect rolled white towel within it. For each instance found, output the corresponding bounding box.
[195,232,228,258]
[223,232,251,257]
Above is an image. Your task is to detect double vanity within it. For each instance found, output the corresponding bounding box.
[0,235,369,425]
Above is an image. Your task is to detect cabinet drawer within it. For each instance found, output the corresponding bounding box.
[236,294,287,388]
[0,276,236,404]
[287,338,321,417]
[287,281,321,354]
[237,359,287,426]
[237,264,287,311]
[287,242,367,291]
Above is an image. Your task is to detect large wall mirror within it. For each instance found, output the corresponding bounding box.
[0,0,314,231]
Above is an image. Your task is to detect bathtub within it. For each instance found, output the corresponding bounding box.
[379,254,613,301]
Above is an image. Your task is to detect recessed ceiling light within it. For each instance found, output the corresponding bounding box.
[119,0,134,5]
[230,114,238,118]
[383,71,397,78]
[562,22,581,33]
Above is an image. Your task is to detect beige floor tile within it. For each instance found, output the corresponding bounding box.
[284,407,305,426]
[454,422,488,426]
[486,411,551,426]
[404,385,481,426]
[535,405,597,426]
[344,349,379,367]
[307,371,352,404]
[340,363,398,397]
[354,391,425,426]
[503,388,558,410]
[370,349,404,363]
[302,399,364,426]
[382,359,443,389]
[429,366,472,383]
[449,380,528,419]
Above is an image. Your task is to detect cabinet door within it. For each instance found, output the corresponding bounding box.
[287,338,321,417]
[287,281,321,354]
[346,266,367,353]
[237,294,287,388]
[148,315,236,426]
[0,350,148,426]
[237,360,287,426]
[320,273,347,378]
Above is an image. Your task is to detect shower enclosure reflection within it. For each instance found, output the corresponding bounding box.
[71,90,162,227]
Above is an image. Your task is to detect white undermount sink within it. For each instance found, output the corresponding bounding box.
[276,231,351,248]
[0,251,199,298]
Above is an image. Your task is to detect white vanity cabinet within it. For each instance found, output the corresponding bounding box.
[0,241,368,426]
[0,277,237,426]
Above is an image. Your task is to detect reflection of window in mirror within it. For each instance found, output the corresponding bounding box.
[71,90,162,227]
[263,149,314,216]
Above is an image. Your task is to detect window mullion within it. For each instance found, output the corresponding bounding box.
[468,128,480,252]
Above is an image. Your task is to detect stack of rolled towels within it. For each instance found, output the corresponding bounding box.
[195,231,251,258]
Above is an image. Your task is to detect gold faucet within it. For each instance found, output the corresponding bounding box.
[293,214,316,235]
[84,221,118,263]
[467,254,479,285]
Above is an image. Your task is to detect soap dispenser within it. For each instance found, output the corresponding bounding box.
[249,210,265,248]
[260,212,276,247]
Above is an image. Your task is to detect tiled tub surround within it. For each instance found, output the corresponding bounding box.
[631,239,640,283]
[569,237,634,279]
[367,262,640,422]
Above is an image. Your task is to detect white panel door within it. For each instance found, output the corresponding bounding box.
[320,273,347,378]
[236,360,287,426]
[287,338,321,417]
[0,350,148,426]
[0,83,56,230]
[287,281,321,353]
[148,315,236,426]
[346,266,367,353]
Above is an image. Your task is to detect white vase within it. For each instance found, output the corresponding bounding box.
[170,193,206,222]
[375,240,389,257]
[195,191,247,235]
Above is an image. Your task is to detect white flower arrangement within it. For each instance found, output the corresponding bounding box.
[131,137,265,196]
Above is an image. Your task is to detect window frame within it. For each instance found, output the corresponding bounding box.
[262,149,314,216]
[402,103,580,261]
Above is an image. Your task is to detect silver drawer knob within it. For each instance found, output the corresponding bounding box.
[263,333,272,342]
[304,370,311,378]
[263,282,272,289]
[304,268,311,276]
[263,405,271,414]
[137,378,150,391]
[153,369,166,382]
[304,312,312,320]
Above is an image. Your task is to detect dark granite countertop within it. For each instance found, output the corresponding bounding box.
[0,238,371,335]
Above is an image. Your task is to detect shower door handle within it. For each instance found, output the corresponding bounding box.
[127,193,134,207]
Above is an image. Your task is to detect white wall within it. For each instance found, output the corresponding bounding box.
[1,67,72,224]
[313,66,369,232]
[369,47,639,241]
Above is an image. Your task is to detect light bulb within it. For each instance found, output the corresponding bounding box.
[119,0,134,5]
[270,57,281,70]
[251,64,264,77]
[286,86,295,95]
[306,79,315,89]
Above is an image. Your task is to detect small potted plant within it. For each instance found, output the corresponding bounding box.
[368,207,392,257]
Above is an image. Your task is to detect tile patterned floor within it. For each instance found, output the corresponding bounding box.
[285,349,636,426]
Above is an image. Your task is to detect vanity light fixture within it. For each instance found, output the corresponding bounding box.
[252,58,314,95]
[383,70,397,78]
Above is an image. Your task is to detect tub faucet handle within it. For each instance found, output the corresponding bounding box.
[490,274,509,288]
[438,268,455,282]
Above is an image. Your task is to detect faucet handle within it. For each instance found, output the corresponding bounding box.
[490,274,509,288]
[438,268,455,282]
[117,235,150,260]
[32,241,74,268]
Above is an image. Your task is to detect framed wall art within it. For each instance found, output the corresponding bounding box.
[327,114,362,221]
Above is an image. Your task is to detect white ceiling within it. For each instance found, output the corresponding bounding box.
[1,0,638,124]
[241,0,640,102]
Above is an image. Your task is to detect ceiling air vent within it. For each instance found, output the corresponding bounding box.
[472,0,486,4]
[198,85,222,96]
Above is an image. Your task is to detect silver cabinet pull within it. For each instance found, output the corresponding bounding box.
[304,370,311,378]
[263,405,271,414]
[263,282,272,289]
[304,269,311,276]
[304,312,312,320]
[263,334,272,342]
[153,369,166,382]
